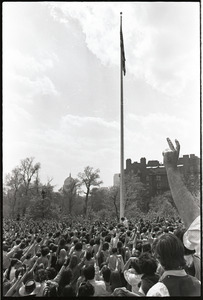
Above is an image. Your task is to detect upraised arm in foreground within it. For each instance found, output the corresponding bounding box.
[163,138,199,229]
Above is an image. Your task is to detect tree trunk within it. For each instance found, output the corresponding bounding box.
[84,188,90,218]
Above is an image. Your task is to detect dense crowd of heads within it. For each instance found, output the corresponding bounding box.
[2,214,200,297]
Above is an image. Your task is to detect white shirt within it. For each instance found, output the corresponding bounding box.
[147,269,189,297]
[183,215,200,257]
[88,278,110,296]
[124,269,142,294]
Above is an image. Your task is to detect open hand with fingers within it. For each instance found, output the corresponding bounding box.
[162,138,180,170]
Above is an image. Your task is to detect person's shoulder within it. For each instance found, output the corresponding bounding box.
[147,282,170,297]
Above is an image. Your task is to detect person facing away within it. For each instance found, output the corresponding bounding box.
[83,264,110,296]
[147,233,201,297]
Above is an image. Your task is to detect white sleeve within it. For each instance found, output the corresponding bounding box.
[147,282,170,297]
[183,215,200,257]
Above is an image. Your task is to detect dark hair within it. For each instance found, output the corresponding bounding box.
[86,251,92,261]
[117,241,123,249]
[52,245,58,253]
[59,238,66,247]
[110,270,123,292]
[41,247,50,257]
[138,252,157,275]
[25,253,32,260]
[102,267,111,283]
[6,259,19,280]
[105,235,111,243]
[37,237,42,243]
[112,247,117,254]
[62,284,76,297]
[37,269,47,282]
[69,255,78,269]
[58,269,73,296]
[103,242,109,251]
[95,237,100,245]
[154,233,186,270]
[131,259,142,274]
[20,242,26,249]
[89,239,94,246]
[15,239,21,245]
[3,245,9,252]
[141,227,147,233]
[13,249,23,260]
[46,267,57,280]
[75,242,82,251]
[142,243,151,253]
[78,281,95,296]
[83,265,95,280]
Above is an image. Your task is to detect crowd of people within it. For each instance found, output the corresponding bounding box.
[2,138,201,297]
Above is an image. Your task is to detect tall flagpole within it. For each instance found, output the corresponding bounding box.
[120,12,125,220]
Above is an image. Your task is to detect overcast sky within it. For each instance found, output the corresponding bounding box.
[3,2,200,190]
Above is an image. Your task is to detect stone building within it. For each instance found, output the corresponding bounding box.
[114,154,200,197]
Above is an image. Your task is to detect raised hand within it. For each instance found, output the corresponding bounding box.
[162,138,180,170]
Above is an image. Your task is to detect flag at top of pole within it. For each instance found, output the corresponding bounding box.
[120,12,126,76]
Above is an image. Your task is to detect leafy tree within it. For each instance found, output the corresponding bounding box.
[124,173,149,214]
[4,168,23,217]
[78,166,103,217]
[27,195,58,220]
[148,191,179,219]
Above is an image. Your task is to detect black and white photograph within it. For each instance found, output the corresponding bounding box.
[2,1,201,297]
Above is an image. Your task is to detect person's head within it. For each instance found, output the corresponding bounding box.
[103,242,109,251]
[3,245,9,252]
[83,265,95,280]
[69,255,78,269]
[95,237,100,245]
[121,217,125,222]
[154,233,186,270]
[52,244,58,253]
[13,249,23,260]
[89,239,94,246]
[142,242,151,253]
[130,258,142,274]
[101,266,111,283]
[110,270,123,292]
[41,247,50,257]
[112,247,117,254]
[138,252,157,275]
[58,269,73,295]
[78,281,95,296]
[59,238,66,247]
[37,269,47,283]
[59,248,67,259]
[105,235,111,243]
[10,258,23,269]
[75,242,83,251]
[25,253,32,260]
[117,241,123,249]
[85,251,92,261]
[46,267,57,280]
[62,284,76,297]
[15,238,21,245]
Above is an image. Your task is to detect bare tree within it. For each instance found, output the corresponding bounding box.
[78,166,103,217]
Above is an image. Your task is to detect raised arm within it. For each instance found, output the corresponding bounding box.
[163,138,200,229]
